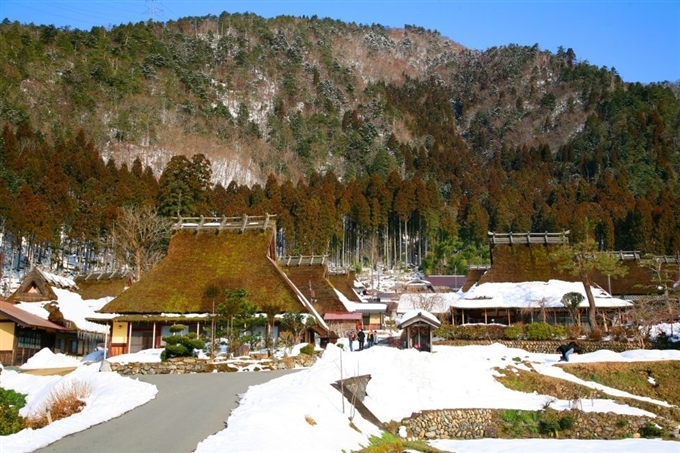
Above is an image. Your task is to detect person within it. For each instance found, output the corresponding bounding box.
[347,331,355,352]
[557,341,582,362]
[367,330,374,348]
[357,329,366,351]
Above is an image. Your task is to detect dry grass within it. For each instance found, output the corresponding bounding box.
[304,415,317,426]
[26,381,92,429]
[495,361,680,424]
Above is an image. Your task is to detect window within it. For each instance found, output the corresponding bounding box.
[17,330,41,349]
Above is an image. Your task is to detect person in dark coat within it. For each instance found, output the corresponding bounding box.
[557,341,582,362]
[357,329,366,350]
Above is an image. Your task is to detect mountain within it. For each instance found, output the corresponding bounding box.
[0,12,679,274]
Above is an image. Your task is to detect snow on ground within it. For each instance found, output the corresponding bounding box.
[2,341,680,453]
[1,362,157,453]
[19,348,82,370]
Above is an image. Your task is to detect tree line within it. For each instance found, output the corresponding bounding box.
[0,119,678,284]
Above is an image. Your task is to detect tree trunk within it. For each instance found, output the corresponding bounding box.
[582,273,598,331]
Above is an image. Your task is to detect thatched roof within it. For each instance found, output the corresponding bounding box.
[99,229,302,314]
[478,242,668,298]
[591,259,675,297]
[75,271,133,300]
[279,260,351,317]
[479,244,573,284]
[7,267,77,303]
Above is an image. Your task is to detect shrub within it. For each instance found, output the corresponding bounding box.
[26,380,92,429]
[565,325,583,339]
[609,325,628,342]
[551,324,567,338]
[504,324,524,340]
[588,328,604,341]
[299,343,315,355]
[0,388,27,435]
[162,331,206,360]
[639,422,666,438]
[526,322,554,340]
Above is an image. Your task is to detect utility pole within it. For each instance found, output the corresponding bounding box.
[144,0,162,23]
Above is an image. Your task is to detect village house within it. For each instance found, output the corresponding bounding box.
[277,256,386,344]
[91,215,335,356]
[393,232,661,329]
[0,267,109,365]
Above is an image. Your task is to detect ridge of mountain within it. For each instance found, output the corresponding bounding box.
[3,12,676,187]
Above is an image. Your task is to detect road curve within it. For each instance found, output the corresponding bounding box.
[36,370,299,453]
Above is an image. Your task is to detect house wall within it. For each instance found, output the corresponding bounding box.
[112,322,128,343]
[0,321,16,365]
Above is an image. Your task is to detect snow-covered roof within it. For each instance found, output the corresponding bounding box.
[333,288,386,313]
[398,309,441,328]
[457,280,632,309]
[39,268,78,289]
[15,288,111,335]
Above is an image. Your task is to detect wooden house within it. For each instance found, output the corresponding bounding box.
[7,267,76,303]
[4,267,108,363]
[93,215,329,356]
[0,300,71,366]
[454,232,633,327]
[279,258,386,342]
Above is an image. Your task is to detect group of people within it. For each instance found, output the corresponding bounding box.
[346,327,375,351]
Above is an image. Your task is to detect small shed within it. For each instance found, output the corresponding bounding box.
[397,310,441,352]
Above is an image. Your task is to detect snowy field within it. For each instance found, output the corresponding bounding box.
[2,339,679,453]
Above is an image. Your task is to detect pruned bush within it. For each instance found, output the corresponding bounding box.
[26,380,92,429]
[162,331,206,360]
[525,322,554,340]
[299,343,315,355]
[0,388,27,435]
[609,325,628,342]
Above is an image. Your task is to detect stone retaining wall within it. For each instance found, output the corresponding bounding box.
[396,408,675,441]
[107,354,317,376]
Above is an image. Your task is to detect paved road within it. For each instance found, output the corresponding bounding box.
[36,370,298,453]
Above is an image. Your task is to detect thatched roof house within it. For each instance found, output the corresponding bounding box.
[100,229,306,316]
[7,267,77,303]
[279,258,386,337]
[95,216,330,355]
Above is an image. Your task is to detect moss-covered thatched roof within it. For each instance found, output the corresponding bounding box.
[479,244,573,284]
[75,271,132,300]
[478,244,666,297]
[280,264,350,316]
[99,229,301,314]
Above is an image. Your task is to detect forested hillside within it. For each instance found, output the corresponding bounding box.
[0,12,679,280]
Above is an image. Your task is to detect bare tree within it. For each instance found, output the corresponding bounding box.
[111,206,172,281]
[407,292,443,313]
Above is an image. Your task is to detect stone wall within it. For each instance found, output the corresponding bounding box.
[107,354,318,376]
[434,339,646,353]
[396,408,677,441]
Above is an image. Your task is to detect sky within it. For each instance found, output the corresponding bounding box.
[2,341,680,453]
[1,1,678,84]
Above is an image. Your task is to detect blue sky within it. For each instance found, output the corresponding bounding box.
[2,1,678,84]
